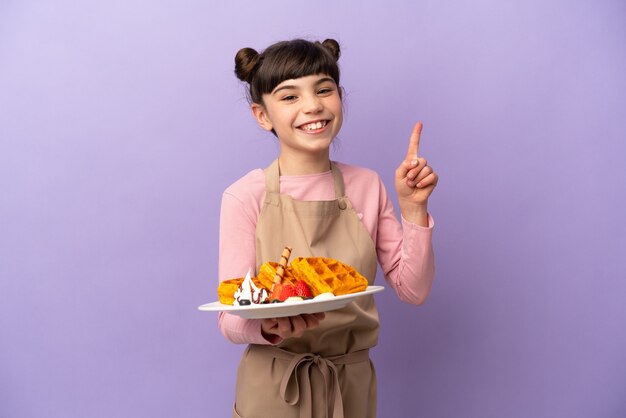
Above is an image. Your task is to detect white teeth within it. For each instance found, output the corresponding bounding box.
[301,121,326,131]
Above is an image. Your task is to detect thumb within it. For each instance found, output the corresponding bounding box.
[395,159,414,183]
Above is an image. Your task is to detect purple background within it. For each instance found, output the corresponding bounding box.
[1,1,625,417]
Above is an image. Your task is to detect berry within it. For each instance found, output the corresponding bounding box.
[278,284,298,301]
[270,283,284,301]
[269,283,298,302]
[294,280,313,298]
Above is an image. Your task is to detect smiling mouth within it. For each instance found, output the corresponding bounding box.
[297,120,329,131]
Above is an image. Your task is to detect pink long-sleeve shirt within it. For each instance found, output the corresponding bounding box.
[218,162,435,345]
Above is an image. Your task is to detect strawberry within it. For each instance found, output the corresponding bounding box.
[294,280,313,298]
[270,283,284,301]
[278,284,298,301]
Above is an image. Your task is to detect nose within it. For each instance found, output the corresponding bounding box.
[302,93,323,114]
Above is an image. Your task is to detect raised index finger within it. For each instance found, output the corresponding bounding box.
[405,122,422,161]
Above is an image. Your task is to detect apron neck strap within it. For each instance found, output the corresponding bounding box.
[330,162,345,198]
[265,159,280,194]
[265,159,345,198]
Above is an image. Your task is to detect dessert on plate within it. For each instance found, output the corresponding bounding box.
[217,246,368,306]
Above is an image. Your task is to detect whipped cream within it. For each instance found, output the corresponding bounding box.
[233,269,268,306]
[313,292,335,301]
[283,296,305,304]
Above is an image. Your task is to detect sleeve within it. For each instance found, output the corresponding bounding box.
[374,176,435,306]
[217,191,280,345]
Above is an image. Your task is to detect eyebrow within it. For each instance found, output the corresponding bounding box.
[271,77,336,95]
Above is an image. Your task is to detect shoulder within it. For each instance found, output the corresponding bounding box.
[221,168,267,223]
[223,168,266,202]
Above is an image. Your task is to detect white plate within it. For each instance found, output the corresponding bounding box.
[198,286,384,319]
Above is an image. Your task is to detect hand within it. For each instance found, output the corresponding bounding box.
[261,312,326,340]
[394,122,439,225]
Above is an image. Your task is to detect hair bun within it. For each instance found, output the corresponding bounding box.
[321,39,340,61]
[234,47,261,83]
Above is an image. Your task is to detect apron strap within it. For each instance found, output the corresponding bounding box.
[264,159,346,199]
[330,162,345,199]
[254,345,369,418]
[265,159,281,194]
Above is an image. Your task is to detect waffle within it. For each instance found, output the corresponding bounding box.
[217,258,368,304]
[257,262,298,289]
[290,257,368,296]
[217,276,267,305]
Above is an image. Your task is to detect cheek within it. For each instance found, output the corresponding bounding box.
[333,106,344,127]
[332,99,343,118]
[276,115,295,130]
[334,117,343,133]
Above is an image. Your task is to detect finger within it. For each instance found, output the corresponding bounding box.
[276,317,292,337]
[312,312,326,321]
[289,315,307,338]
[414,165,433,184]
[299,315,317,330]
[417,172,439,189]
[406,158,428,180]
[405,122,422,161]
[261,318,278,335]
[301,313,322,329]
[262,318,278,328]
[395,159,414,182]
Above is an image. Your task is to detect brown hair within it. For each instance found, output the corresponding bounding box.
[234,38,341,105]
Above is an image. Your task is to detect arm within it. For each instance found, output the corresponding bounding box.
[378,122,439,305]
[217,191,274,345]
[217,185,325,344]
[376,176,435,305]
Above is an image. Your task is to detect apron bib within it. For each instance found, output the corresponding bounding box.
[233,160,380,418]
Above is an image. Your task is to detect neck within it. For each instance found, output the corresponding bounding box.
[278,150,331,175]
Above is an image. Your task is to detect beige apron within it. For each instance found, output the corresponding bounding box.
[233,160,380,418]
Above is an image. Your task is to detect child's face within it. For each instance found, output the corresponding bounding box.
[252,74,343,158]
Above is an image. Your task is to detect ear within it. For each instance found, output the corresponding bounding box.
[251,103,273,132]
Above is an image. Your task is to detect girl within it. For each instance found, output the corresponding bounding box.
[218,38,438,418]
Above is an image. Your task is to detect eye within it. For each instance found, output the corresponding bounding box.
[317,87,334,95]
[281,95,297,101]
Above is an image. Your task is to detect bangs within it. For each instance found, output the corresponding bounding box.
[253,40,340,97]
